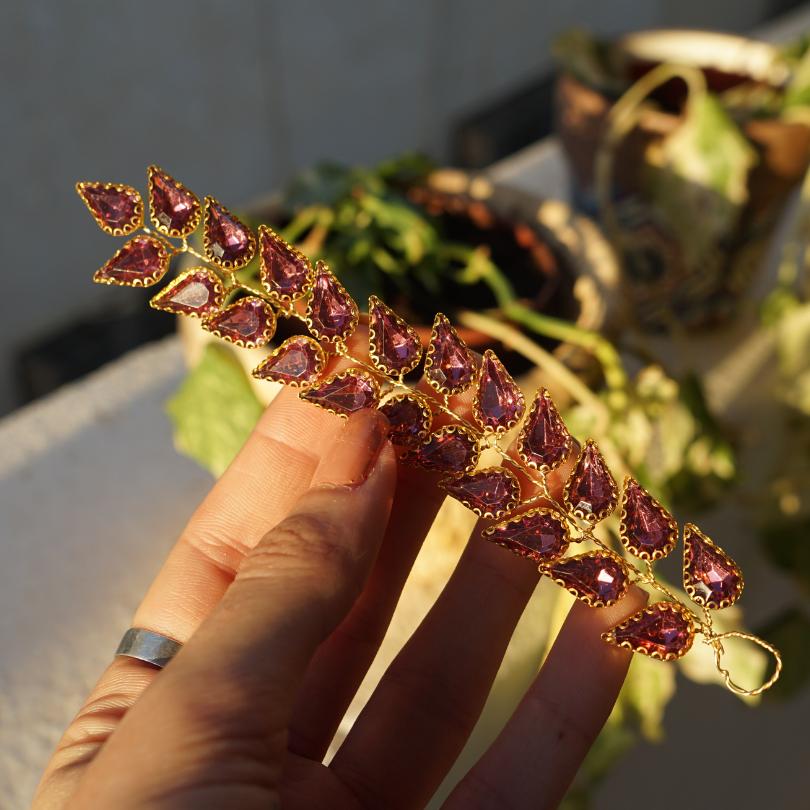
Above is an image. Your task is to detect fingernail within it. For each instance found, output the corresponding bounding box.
[318,409,389,487]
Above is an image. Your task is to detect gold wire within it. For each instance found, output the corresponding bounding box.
[137,221,780,695]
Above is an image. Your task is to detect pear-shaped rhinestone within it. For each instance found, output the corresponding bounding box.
[148,166,201,237]
[252,336,326,387]
[619,477,677,560]
[76,181,143,235]
[440,467,520,519]
[484,508,570,563]
[517,388,573,471]
[543,550,629,607]
[564,441,618,522]
[474,350,525,433]
[424,313,475,396]
[368,296,423,376]
[300,369,379,416]
[203,197,256,270]
[411,426,479,474]
[379,393,432,447]
[93,235,171,287]
[306,264,359,342]
[259,225,312,302]
[683,524,744,609]
[203,297,276,347]
[603,602,695,661]
[149,268,224,318]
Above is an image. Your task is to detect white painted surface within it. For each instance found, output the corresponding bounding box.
[0,339,213,809]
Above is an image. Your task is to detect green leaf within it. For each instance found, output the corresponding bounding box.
[774,302,810,415]
[620,651,677,741]
[645,92,757,266]
[166,344,264,477]
[784,46,810,109]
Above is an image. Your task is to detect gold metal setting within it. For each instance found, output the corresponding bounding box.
[299,367,381,419]
[682,523,745,609]
[379,391,433,447]
[305,262,360,345]
[202,296,277,349]
[202,196,257,271]
[147,165,202,238]
[76,181,144,236]
[618,475,678,561]
[251,335,327,388]
[258,224,314,305]
[516,387,574,473]
[472,349,525,434]
[367,295,423,377]
[540,549,630,608]
[408,423,481,474]
[439,466,521,519]
[423,312,476,397]
[483,506,571,563]
[149,266,225,318]
[563,439,619,523]
[602,602,696,661]
[92,234,173,288]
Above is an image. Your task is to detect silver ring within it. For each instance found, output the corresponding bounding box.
[115,628,182,669]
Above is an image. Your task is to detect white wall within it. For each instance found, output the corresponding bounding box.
[0,0,783,414]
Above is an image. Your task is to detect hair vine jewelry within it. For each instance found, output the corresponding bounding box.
[75,167,782,696]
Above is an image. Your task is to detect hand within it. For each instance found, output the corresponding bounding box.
[35,339,645,810]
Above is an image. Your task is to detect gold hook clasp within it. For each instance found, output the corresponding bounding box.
[705,631,783,697]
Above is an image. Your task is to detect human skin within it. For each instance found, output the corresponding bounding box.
[34,330,646,810]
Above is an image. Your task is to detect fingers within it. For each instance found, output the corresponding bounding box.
[444,586,649,810]
[285,379,471,760]
[330,412,577,809]
[69,410,397,809]
[35,337,365,805]
[287,464,447,760]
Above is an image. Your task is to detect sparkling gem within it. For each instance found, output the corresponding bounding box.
[306,264,358,341]
[683,524,744,609]
[77,181,142,234]
[368,296,422,375]
[564,441,618,522]
[148,166,200,236]
[603,602,695,660]
[379,394,431,447]
[93,235,171,287]
[301,369,379,416]
[259,225,312,301]
[412,426,479,473]
[517,388,572,471]
[485,508,570,563]
[425,313,475,395]
[252,336,325,386]
[150,268,224,317]
[620,477,677,560]
[474,350,525,433]
[440,468,520,518]
[203,297,275,347]
[203,197,255,269]
[545,551,628,606]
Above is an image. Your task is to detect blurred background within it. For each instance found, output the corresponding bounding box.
[3,0,808,413]
[3,1,810,809]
